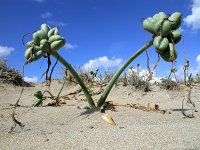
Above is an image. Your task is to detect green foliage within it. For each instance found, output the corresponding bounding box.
[33,90,44,106]
[34,91,43,99]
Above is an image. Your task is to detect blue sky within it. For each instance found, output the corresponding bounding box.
[0,0,200,82]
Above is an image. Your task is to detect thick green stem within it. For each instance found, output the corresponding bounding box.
[50,51,96,108]
[184,69,186,85]
[97,39,154,107]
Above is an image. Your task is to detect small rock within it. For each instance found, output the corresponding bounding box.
[44,139,49,142]
[89,125,94,129]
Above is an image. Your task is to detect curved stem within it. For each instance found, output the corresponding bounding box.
[50,51,96,108]
[43,90,54,99]
[97,39,154,107]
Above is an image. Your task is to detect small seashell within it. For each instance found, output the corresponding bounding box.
[101,113,116,126]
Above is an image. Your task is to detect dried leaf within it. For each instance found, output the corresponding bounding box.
[113,103,129,107]
[145,106,155,112]
[101,113,116,126]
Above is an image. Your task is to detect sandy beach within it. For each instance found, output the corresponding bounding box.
[0,80,200,150]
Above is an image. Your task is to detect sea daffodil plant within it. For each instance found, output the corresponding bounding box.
[24,12,182,108]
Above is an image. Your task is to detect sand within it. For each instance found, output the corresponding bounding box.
[0,80,200,150]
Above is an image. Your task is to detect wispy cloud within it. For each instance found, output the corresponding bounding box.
[196,54,200,66]
[64,43,78,49]
[47,21,67,27]
[41,12,52,19]
[82,56,123,71]
[184,0,200,30]
[24,76,38,83]
[32,0,46,3]
[0,46,15,57]
[195,54,200,70]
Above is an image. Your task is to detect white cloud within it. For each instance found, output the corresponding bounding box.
[0,46,15,57]
[196,54,200,66]
[47,21,67,27]
[64,43,78,49]
[41,12,52,19]
[82,56,123,71]
[184,0,200,30]
[195,54,200,70]
[32,0,46,3]
[24,76,38,83]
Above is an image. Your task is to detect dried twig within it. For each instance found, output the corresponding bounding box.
[181,86,195,118]
[8,87,25,133]
[8,65,27,133]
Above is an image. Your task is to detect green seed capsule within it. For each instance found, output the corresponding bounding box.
[40,39,49,52]
[41,24,50,34]
[153,36,169,54]
[25,47,34,60]
[37,30,48,40]
[50,39,65,51]
[168,12,182,30]
[153,12,167,21]
[170,30,181,44]
[161,20,173,37]
[48,27,56,38]
[33,32,40,45]
[54,27,59,35]
[26,40,36,48]
[160,43,178,62]
[143,17,158,34]
[34,45,42,52]
[48,35,64,44]
[24,46,44,61]
[40,39,48,46]
[33,30,48,45]
[154,20,163,34]
[32,50,44,61]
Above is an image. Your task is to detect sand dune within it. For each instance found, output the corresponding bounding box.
[0,80,200,150]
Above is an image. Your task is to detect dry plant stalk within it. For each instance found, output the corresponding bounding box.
[181,75,196,118]
[104,101,171,114]
[8,65,27,133]
[9,87,25,133]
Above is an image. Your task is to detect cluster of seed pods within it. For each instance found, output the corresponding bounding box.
[25,24,66,63]
[143,12,182,62]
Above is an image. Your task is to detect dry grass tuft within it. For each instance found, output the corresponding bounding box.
[0,59,31,86]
